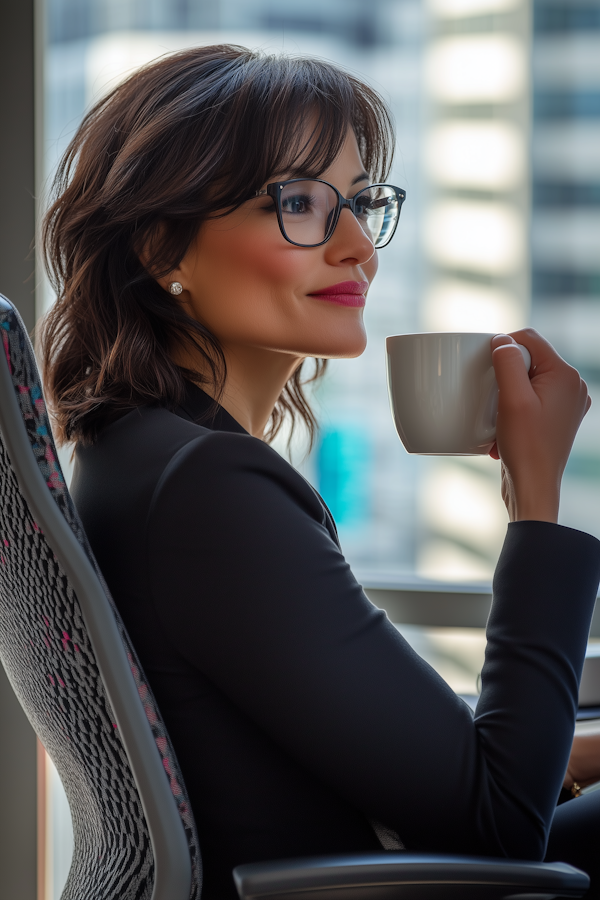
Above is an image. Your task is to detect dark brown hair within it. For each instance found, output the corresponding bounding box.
[41,44,394,445]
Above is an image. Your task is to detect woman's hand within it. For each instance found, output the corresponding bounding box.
[489,329,591,523]
[564,732,600,790]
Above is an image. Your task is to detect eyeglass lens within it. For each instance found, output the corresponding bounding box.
[279,181,399,248]
[354,185,400,248]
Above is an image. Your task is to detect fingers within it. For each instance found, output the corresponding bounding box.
[492,341,532,406]
[503,327,563,374]
[491,333,517,350]
[490,328,590,523]
[493,328,587,409]
[583,380,592,415]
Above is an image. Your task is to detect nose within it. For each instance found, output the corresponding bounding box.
[324,207,376,267]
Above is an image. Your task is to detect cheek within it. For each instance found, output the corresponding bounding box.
[202,228,306,291]
[192,230,312,347]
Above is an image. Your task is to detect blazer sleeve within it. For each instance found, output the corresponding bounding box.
[145,430,600,860]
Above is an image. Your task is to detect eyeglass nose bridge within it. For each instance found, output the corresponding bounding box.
[325,197,353,241]
[332,197,375,246]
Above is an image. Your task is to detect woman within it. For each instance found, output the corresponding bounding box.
[42,45,600,898]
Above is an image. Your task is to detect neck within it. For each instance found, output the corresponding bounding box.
[189,343,302,438]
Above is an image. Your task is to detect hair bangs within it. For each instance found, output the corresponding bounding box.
[206,53,394,213]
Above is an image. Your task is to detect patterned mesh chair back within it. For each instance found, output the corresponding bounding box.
[0,295,202,900]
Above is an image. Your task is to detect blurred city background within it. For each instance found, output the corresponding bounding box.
[40,1,600,895]
[45,0,600,588]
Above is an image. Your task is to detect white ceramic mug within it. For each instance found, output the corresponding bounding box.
[386,332,531,455]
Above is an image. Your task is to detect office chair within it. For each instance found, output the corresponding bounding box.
[0,295,200,900]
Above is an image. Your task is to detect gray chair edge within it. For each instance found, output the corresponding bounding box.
[0,321,191,900]
[233,854,590,900]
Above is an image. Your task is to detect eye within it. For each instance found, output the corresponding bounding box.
[281,193,315,215]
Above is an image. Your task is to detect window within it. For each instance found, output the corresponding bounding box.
[42,1,600,592]
[40,0,600,583]
[38,2,600,895]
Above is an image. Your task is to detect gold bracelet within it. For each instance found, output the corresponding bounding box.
[571,782,582,798]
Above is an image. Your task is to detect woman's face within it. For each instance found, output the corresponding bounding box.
[173,129,378,364]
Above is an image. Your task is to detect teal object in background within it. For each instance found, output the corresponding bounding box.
[317,426,371,528]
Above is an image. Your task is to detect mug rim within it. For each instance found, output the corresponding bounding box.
[386,331,497,340]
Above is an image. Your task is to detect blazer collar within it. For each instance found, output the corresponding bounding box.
[175,381,248,435]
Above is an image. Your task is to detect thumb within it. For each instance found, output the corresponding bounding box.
[492,342,532,407]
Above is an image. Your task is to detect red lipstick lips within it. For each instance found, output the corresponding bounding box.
[308,280,368,308]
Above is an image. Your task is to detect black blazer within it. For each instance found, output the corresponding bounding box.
[71,382,600,900]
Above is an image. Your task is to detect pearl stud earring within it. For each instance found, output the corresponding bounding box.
[169,281,183,295]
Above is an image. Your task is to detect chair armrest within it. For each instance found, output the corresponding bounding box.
[233,852,589,900]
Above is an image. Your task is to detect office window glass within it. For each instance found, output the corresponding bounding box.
[41,2,600,896]
[43,0,600,583]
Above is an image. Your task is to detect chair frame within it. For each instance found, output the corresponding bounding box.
[234,853,590,900]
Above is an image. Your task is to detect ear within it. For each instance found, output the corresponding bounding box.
[136,222,189,297]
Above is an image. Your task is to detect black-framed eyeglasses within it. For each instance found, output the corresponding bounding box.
[254,178,406,249]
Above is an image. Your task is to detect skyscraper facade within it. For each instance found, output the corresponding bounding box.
[530,0,600,538]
